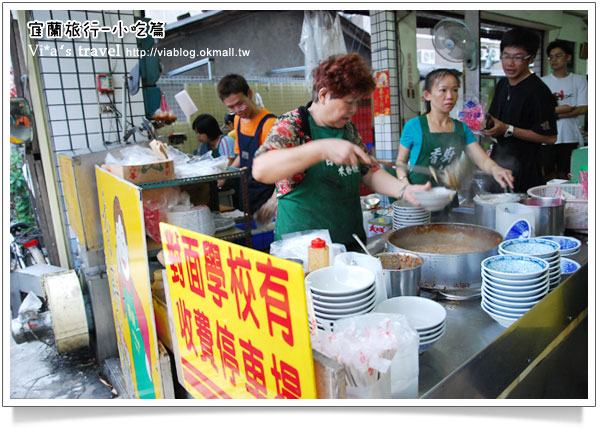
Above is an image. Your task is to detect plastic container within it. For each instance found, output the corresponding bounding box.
[234,221,274,251]
[308,238,329,273]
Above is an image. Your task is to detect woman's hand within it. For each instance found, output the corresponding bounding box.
[491,165,514,190]
[402,182,432,206]
[321,138,372,166]
[256,192,278,225]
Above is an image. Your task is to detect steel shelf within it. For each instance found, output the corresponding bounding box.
[136,166,248,190]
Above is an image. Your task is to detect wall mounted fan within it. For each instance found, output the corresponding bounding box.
[432,18,478,71]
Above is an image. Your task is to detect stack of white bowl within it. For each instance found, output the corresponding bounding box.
[305,266,376,331]
[392,200,431,230]
[481,254,550,328]
[539,235,581,257]
[374,296,446,353]
[499,238,561,292]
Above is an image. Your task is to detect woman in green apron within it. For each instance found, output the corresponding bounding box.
[253,54,431,250]
[395,69,514,208]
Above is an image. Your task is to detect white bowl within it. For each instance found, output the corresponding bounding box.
[481,269,548,287]
[417,321,446,336]
[413,187,456,211]
[483,282,549,299]
[306,266,375,297]
[313,297,376,315]
[483,283,548,302]
[561,258,581,275]
[482,288,545,308]
[483,278,548,295]
[314,302,376,320]
[480,301,519,328]
[481,255,549,280]
[481,297,527,317]
[375,296,446,331]
[499,238,560,259]
[482,270,549,290]
[311,288,375,304]
[419,325,446,343]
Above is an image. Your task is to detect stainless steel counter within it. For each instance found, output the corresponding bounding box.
[365,214,589,399]
[418,234,588,397]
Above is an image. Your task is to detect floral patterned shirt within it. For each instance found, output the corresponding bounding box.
[255,106,379,197]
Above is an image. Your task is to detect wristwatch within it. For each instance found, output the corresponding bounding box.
[504,124,514,138]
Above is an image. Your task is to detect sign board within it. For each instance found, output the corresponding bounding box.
[96,167,163,399]
[160,223,317,399]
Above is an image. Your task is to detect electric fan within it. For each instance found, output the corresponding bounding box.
[432,18,478,71]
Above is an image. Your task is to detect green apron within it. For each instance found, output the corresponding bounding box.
[408,115,465,185]
[275,115,365,248]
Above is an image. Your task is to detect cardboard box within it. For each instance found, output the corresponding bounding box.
[102,159,175,184]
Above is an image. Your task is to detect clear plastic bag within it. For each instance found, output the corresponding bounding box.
[311,313,419,399]
[142,188,192,242]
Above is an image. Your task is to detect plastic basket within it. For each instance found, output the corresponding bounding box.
[527,184,588,231]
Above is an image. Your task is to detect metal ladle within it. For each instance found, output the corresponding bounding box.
[352,233,372,257]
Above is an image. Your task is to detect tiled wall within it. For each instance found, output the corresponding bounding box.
[31,10,146,153]
[369,11,400,164]
[29,10,144,255]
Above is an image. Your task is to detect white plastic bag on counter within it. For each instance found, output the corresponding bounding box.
[334,252,387,306]
[270,229,346,274]
[311,313,418,399]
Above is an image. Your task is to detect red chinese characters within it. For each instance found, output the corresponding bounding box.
[228,248,259,329]
[271,354,301,399]
[182,235,205,297]
[216,322,239,386]
[194,310,216,372]
[203,241,228,307]
[177,299,197,357]
[163,229,185,288]
[239,338,267,398]
[257,259,294,346]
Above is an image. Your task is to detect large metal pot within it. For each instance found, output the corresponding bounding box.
[520,197,565,236]
[473,193,522,231]
[386,223,503,288]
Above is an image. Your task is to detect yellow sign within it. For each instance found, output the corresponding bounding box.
[96,167,163,399]
[160,223,317,399]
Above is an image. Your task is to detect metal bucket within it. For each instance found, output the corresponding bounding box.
[386,223,502,288]
[520,197,565,236]
[473,193,522,231]
[375,252,424,297]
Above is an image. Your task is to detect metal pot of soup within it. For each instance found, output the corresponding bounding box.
[386,223,503,289]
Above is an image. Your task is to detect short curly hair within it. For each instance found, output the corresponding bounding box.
[312,53,376,102]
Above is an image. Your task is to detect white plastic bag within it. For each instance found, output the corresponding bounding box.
[270,229,346,274]
[299,11,347,86]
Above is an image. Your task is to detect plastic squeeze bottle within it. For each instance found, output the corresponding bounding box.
[308,238,329,273]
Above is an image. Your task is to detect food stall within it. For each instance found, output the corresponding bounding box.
[93,143,588,399]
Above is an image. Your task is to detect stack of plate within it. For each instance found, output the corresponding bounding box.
[498,238,561,292]
[392,200,431,230]
[539,235,582,257]
[374,296,446,353]
[305,266,376,331]
[481,254,550,328]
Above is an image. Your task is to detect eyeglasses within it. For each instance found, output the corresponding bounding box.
[547,53,565,60]
[500,54,532,64]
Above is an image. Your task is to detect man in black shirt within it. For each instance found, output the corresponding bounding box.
[483,28,557,193]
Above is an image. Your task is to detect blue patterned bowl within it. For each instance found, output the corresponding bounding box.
[540,236,582,256]
[499,238,560,258]
[560,258,581,275]
[482,254,549,280]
